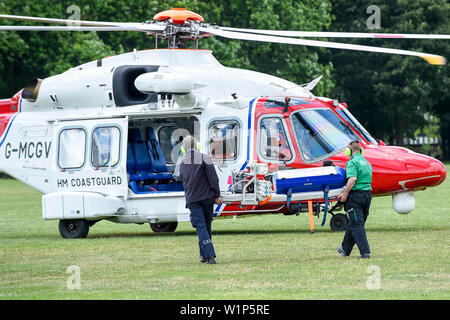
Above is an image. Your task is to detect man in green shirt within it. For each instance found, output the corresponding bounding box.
[337,140,372,258]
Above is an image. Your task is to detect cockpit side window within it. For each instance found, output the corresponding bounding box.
[259,117,292,162]
[336,108,377,144]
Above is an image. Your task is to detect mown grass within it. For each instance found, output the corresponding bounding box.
[0,165,449,300]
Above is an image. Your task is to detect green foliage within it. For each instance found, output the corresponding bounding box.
[329,0,450,156]
[1,1,448,157]
[0,1,116,96]
[0,0,334,97]
[201,0,335,96]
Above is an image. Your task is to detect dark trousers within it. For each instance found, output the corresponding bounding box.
[187,198,216,259]
[342,190,371,256]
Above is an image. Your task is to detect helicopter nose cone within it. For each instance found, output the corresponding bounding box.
[330,145,447,194]
[401,151,447,189]
[366,145,447,192]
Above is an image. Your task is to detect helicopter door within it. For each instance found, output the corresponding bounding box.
[53,117,128,198]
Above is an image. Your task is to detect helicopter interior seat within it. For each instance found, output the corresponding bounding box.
[127,128,183,194]
[145,127,173,181]
[127,144,152,181]
[128,128,157,182]
[126,144,136,174]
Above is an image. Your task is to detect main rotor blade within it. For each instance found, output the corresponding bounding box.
[200,26,446,65]
[0,26,142,32]
[0,13,141,28]
[221,27,450,40]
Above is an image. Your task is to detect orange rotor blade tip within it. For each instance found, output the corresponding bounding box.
[422,55,447,65]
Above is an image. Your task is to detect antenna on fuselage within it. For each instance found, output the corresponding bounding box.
[283,96,290,113]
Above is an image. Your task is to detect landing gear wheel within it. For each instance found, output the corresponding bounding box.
[330,214,349,232]
[150,222,178,233]
[59,219,90,239]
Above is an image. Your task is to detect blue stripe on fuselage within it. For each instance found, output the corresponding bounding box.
[239,98,256,171]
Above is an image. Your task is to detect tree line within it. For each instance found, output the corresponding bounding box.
[0,0,448,159]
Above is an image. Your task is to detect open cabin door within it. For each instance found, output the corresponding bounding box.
[52,116,129,198]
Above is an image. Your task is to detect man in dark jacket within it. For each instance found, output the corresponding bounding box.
[179,136,221,264]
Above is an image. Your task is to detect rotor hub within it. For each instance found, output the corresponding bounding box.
[150,8,209,48]
[153,8,204,25]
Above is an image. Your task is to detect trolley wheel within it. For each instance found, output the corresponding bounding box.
[330,214,349,232]
[59,219,90,239]
[150,222,178,233]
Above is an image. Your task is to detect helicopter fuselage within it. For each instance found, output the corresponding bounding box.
[0,49,446,232]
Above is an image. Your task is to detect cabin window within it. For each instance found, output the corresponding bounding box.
[208,121,240,161]
[291,108,360,162]
[58,128,86,169]
[158,126,191,164]
[91,127,121,168]
[259,117,292,162]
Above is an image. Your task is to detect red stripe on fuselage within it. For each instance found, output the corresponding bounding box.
[0,91,21,136]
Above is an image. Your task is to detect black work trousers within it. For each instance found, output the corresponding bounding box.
[187,198,216,259]
[341,190,372,256]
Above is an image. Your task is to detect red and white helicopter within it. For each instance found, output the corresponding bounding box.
[0,8,447,238]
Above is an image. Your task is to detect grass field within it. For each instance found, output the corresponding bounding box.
[0,165,449,300]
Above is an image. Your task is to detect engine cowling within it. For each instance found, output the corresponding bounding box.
[134,72,194,95]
